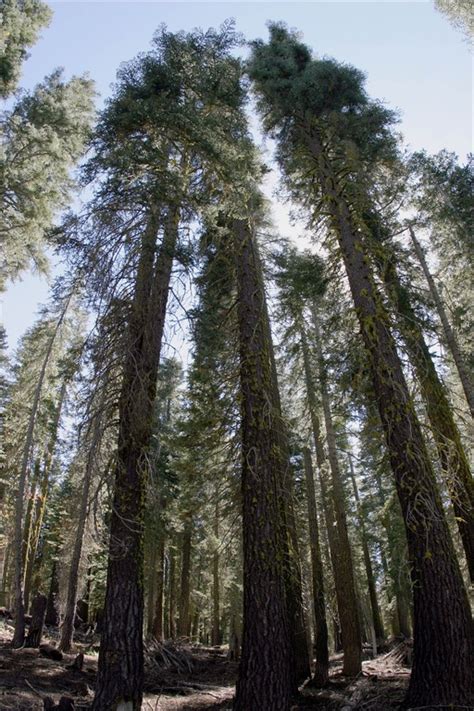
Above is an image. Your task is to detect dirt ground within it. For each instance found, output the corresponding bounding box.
[0,622,415,710]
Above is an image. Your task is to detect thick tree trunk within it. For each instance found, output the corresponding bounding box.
[308,133,473,707]
[348,455,385,642]
[381,242,474,580]
[265,312,309,687]
[92,205,179,711]
[233,217,292,711]
[177,519,192,638]
[310,317,362,676]
[302,448,329,686]
[12,295,71,648]
[409,225,474,418]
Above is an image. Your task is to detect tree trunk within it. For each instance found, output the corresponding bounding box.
[12,294,71,648]
[265,313,309,687]
[168,546,176,639]
[348,455,385,642]
[60,400,104,652]
[301,327,361,674]
[21,460,41,609]
[24,592,47,648]
[45,561,59,627]
[233,217,292,711]
[92,204,179,711]
[310,316,362,676]
[302,448,329,686]
[177,519,192,638]
[211,496,220,647]
[152,537,165,641]
[409,225,474,418]
[380,240,474,580]
[24,381,67,612]
[146,541,158,636]
[307,133,473,707]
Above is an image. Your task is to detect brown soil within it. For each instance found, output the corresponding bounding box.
[0,625,415,710]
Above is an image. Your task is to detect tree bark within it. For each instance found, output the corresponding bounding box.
[348,455,385,642]
[92,204,179,711]
[302,448,329,686]
[307,133,473,707]
[233,217,292,711]
[409,225,474,418]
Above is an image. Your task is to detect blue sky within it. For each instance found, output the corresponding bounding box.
[2,1,472,353]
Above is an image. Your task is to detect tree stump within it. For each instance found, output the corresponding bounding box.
[24,592,47,648]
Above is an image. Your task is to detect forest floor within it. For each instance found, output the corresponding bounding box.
[0,623,413,710]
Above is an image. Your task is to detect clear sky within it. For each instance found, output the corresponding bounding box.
[2,0,472,354]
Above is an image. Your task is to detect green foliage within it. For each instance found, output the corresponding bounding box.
[0,0,52,98]
[273,247,327,314]
[409,150,473,265]
[0,70,95,289]
[248,23,397,165]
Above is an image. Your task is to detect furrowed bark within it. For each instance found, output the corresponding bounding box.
[92,204,179,711]
[233,217,292,711]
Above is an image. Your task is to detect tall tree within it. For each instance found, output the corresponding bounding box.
[366,212,474,578]
[275,248,362,676]
[7,288,77,647]
[248,26,473,707]
[86,25,253,709]
[232,213,292,710]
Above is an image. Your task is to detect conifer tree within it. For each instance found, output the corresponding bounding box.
[81,25,255,709]
[1,71,95,289]
[248,25,473,707]
[0,0,52,98]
